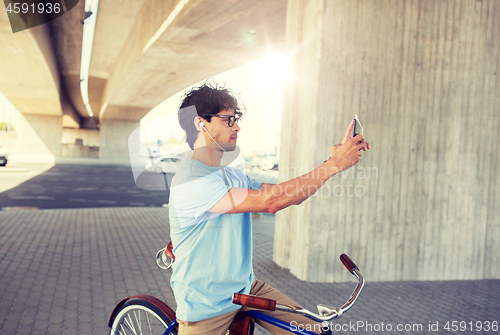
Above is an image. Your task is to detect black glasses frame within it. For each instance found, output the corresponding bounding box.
[200,114,240,127]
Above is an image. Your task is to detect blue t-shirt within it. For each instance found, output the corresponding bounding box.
[168,159,263,321]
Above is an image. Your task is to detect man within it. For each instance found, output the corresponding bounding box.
[168,81,370,335]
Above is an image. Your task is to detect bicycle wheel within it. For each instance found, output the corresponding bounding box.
[110,298,178,335]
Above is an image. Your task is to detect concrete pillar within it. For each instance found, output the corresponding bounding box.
[99,119,140,161]
[9,114,62,164]
[275,0,500,282]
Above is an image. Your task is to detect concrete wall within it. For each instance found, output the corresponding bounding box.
[274,0,500,282]
[62,128,100,147]
[61,141,99,158]
[8,114,62,163]
[99,119,139,161]
[61,128,100,158]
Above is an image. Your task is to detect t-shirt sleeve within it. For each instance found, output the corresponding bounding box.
[246,175,263,190]
[171,172,230,219]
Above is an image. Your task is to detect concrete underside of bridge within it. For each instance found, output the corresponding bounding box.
[1,0,286,161]
[0,0,499,282]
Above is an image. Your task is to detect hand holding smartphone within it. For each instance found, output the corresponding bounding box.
[351,114,363,138]
[325,114,369,164]
[350,114,370,151]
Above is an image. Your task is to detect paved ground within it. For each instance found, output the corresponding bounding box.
[0,163,171,209]
[0,208,498,335]
[0,161,275,210]
[0,164,52,194]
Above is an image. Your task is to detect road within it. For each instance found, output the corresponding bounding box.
[0,163,172,209]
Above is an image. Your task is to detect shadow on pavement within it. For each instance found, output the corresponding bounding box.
[0,163,171,210]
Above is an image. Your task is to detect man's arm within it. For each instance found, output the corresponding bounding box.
[209,122,370,215]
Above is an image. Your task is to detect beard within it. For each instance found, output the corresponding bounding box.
[212,133,236,152]
[220,142,236,151]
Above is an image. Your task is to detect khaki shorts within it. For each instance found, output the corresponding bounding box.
[177,279,322,335]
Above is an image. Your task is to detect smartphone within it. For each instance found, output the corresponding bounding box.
[351,116,359,138]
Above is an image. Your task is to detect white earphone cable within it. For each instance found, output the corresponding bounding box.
[201,125,227,153]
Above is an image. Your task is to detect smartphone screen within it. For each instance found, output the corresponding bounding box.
[351,118,358,138]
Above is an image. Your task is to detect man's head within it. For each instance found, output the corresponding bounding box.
[178,80,244,150]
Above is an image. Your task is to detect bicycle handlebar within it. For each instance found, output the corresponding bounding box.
[340,254,358,273]
[232,254,365,323]
[232,294,277,311]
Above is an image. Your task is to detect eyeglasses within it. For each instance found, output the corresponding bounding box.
[200,114,240,127]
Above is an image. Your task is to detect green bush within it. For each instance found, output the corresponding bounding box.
[0,122,14,131]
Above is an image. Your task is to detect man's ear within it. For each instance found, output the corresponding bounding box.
[194,116,203,131]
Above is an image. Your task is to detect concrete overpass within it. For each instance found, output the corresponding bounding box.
[0,0,499,283]
[0,0,286,160]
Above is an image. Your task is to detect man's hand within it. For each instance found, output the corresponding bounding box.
[330,120,371,171]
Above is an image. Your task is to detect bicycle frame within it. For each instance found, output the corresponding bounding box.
[246,311,325,335]
[163,319,178,334]
[162,312,321,335]
[119,252,364,335]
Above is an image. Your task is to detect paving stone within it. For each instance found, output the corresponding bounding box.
[0,208,498,335]
[33,319,49,330]
[49,314,64,324]
[63,318,78,328]
[31,330,49,335]
[47,324,63,334]
[17,325,34,334]
[0,321,18,333]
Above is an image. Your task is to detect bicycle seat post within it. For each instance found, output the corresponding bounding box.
[320,321,332,335]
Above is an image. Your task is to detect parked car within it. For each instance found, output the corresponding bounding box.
[147,151,191,174]
[149,151,245,174]
[152,156,184,174]
[243,153,278,171]
[140,146,161,158]
[0,146,8,166]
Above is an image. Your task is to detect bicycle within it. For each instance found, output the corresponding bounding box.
[108,241,365,335]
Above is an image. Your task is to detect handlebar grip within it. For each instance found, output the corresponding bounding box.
[232,293,276,311]
[340,254,359,273]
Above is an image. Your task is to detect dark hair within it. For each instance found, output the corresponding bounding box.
[178,80,244,149]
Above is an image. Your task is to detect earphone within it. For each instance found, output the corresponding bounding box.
[199,122,226,153]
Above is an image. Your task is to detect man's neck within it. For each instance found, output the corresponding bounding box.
[191,145,223,167]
